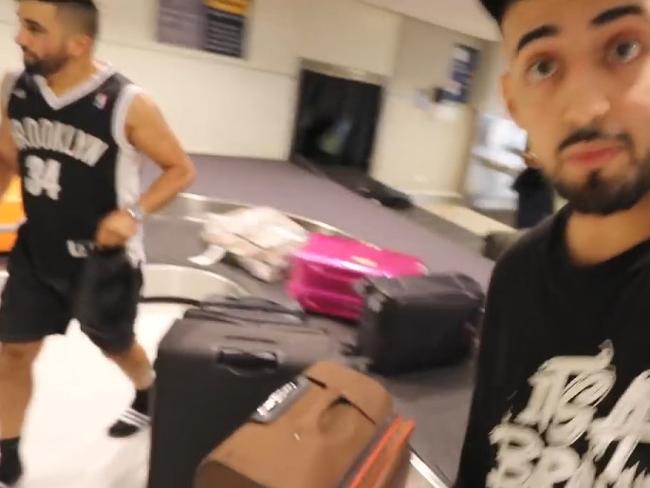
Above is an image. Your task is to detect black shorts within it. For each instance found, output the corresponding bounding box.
[0,237,142,353]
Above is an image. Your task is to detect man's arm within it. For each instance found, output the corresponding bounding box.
[0,75,19,199]
[95,92,195,248]
[125,93,196,215]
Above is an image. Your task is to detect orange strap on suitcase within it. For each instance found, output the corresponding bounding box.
[346,417,415,488]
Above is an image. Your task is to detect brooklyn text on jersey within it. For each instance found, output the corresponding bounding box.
[11,117,109,168]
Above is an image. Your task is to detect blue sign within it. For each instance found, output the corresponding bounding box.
[437,44,480,104]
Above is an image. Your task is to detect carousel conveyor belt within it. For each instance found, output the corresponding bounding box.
[0,263,449,488]
[0,158,490,485]
[142,188,488,485]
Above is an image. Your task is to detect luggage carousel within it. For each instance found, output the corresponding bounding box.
[143,192,481,487]
[0,261,447,488]
[0,158,487,487]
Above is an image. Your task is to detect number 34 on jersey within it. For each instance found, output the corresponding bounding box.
[24,156,62,201]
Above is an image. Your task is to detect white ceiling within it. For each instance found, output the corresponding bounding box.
[360,0,500,41]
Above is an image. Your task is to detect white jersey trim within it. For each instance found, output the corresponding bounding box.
[33,61,116,111]
[113,84,147,266]
[112,84,144,151]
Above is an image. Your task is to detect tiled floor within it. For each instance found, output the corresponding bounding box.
[16,304,186,488]
[422,203,514,237]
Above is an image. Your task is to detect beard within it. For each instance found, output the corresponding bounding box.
[553,151,650,215]
[23,48,69,77]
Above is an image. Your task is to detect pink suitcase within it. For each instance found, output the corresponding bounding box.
[288,233,428,321]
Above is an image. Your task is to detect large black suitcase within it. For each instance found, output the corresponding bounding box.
[356,274,485,375]
[147,319,339,488]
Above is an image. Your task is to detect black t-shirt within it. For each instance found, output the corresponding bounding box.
[456,206,650,487]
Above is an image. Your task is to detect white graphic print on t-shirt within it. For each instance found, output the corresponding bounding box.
[488,342,650,487]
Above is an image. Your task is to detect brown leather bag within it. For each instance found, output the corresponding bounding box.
[194,362,413,488]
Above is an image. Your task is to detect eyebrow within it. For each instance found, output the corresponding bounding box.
[22,18,46,32]
[591,4,644,26]
[515,4,646,57]
[516,25,560,54]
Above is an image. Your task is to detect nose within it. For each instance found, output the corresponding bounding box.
[561,64,612,130]
[15,27,28,49]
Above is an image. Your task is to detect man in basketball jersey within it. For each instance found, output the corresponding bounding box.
[0,1,196,485]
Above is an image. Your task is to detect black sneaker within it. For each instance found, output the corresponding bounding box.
[108,407,151,438]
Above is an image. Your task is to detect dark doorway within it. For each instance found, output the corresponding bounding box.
[291,67,383,173]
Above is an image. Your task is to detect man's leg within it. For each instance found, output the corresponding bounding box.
[104,340,155,438]
[0,340,43,485]
[0,235,71,484]
[78,260,154,437]
[106,341,154,391]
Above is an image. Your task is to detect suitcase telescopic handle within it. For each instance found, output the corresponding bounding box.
[216,348,279,376]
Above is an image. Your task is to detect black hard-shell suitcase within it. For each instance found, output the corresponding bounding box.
[356,274,485,375]
[147,319,339,488]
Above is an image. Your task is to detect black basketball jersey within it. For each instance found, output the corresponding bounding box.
[4,63,145,280]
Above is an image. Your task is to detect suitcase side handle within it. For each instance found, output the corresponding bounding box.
[305,263,363,284]
[216,348,279,376]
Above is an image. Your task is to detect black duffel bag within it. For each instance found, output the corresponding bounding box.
[356,273,485,376]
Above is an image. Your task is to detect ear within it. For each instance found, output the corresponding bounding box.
[67,33,92,58]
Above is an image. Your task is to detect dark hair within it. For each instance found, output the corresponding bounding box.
[20,0,99,38]
[479,0,518,24]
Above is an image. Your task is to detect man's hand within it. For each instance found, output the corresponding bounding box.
[95,210,138,249]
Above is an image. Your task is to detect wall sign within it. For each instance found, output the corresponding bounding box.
[435,44,480,104]
[157,0,251,59]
